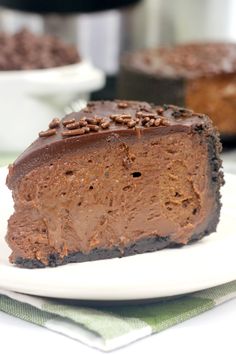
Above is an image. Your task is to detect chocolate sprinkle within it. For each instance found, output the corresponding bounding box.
[145,118,155,127]
[39,129,56,137]
[110,114,120,120]
[63,118,76,126]
[127,120,137,128]
[62,128,86,137]
[115,116,124,124]
[120,114,132,119]
[79,120,88,127]
[154,118,162,126]
[101,121,110,129]
[87,124,99,132]
[49,118,60,129]
[86,118,98,125]
[66,122,81,130]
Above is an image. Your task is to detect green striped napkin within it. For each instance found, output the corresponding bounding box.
[0,281,236,351]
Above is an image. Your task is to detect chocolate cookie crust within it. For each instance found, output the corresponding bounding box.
[6,100,223,268]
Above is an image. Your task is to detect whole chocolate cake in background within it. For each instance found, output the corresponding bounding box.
[118,43,236,140]
[0,28,80,70]
[6,100,223,268]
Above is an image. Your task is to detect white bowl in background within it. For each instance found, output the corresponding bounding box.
[0,61,105,153]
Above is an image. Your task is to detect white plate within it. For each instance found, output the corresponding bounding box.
[0,167,235,300]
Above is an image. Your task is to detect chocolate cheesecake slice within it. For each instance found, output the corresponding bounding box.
[6,100,223,268]
[118,43,236,138]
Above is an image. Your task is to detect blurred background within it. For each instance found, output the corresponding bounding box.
[0,0,236,172]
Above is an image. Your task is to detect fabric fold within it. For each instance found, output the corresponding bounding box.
[1,280,236,351]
